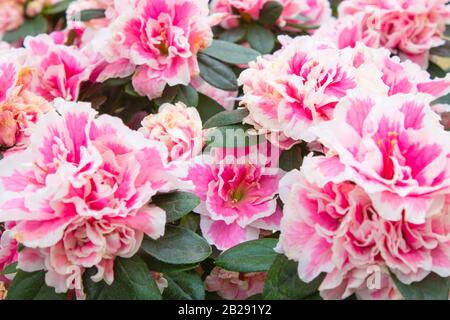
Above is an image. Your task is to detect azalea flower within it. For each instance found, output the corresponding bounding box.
[0,99,176,295]
[307,92,450,224]
[93,0,222,99]
[184,148,282,250]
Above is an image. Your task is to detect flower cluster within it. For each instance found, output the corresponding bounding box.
[211,0,331,29]
[316,0,450,67]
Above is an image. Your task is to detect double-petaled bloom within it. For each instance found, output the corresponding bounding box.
[0,99,177,295]
[184,148,282,250]
[278,163,450,299]
[306,92,450,225]
[139,102,204,163]
[93,0,222,99]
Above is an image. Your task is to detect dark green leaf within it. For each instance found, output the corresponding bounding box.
[79,9,106,22]
[279,144,303,171]
[142,225,212,265]
[152,192,200,223]
[42,0,74,15]
[84,255,162,300]
[3,16,48,43]
[216,239,278,272]
[196,93,226,123]
[179,213,200,232]
[141,254,198,273]
[430,41,450,57]
[445,25,450,37]
[203,40,260,65]
[198,54,238,91]
[163,271,205,300]
[432,92,450,105]
[124,82,141,97]
[259,1,283,25]
[104,77,131,87]
[175,85,199,107]
[392,273,450,300]
[427,61,447,78]
[204,124,259,149]
[219,27,247,43]
[154,85,179,106]
[263,255,324,300]
[247,24,275,54]
[203,108,249,129]
[7,270,66,300]
[1,262,17,276]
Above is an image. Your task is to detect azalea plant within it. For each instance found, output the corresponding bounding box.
[0,0,449,301]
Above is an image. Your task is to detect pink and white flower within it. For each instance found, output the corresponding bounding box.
[239,36,366,145]
[211,0,331,30]
[205,267,266,299]
[23,34,92,101]
[316,0,450,68]
[94,0,221,99]
[278,167,450,299]
[0,99,176,294]
[306,92,449,225]
[183,148,282,250]
[139,102,204,162]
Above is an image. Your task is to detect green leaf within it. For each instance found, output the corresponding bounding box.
[279,144,303,171]
[154,85,179,106]
[141,225,212,265]
[392,273,450,300]
[1,262,17,276]
[203,40,260,65]
[163,271,205,300]
[152,192,200,223]
[84,255,162,300]
[124,82,141,97]
[79,9,106,22]
[42,0,74,15]
[445,25,450,37]
[7,270,66,300]
[204,124,258,149]
[216,239,278,272]
[141,254,198,273]
[427,61,447,78]
[179,213,200,232]
[263,255,324,300]
[104,77,131,87]
[196,93,226,123]
[219,27,247,43]
[203,108,249,129]
[430,41,450,57]
[198,54,238,91]
[175,85,199,107]
[247,23,275,54]
[432,92,450,105]
[258,1,283,25]
[3,16,48,43]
